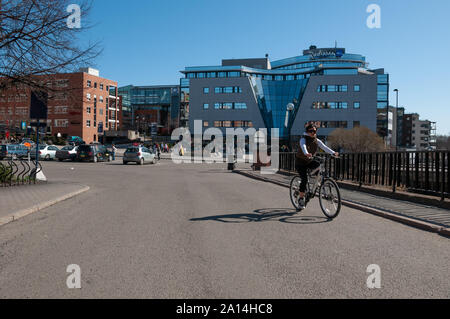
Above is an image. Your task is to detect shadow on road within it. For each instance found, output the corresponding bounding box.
[190,208,331,224]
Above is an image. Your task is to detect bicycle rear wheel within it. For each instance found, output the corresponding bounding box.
[290,176,302,210]
[319,178,341,219]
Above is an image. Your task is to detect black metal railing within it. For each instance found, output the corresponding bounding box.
[0,158,42,187]
[279,151,450,200]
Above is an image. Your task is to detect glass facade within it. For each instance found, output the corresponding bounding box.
[118,85,180,133]
[250,77,309,138]
[376,74,389,138]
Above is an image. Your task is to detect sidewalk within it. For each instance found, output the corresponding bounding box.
[234,167,450,236]
[0,181,89,226]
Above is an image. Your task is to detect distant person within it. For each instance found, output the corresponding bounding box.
[112,144,117,161]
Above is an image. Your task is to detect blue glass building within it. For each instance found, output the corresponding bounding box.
[181,46,389,142]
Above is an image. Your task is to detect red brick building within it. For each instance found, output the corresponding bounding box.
[0,68,119,144]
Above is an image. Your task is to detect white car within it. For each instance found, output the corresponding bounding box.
[31,145,60,160]
[123,146,157,165]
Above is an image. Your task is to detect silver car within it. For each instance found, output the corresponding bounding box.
[123,146,157,165]
[30,145,60,160]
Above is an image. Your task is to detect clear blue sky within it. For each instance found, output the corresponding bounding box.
[81,0,450,135]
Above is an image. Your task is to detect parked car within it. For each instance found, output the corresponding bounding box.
[30,145,60,160]
[0,144,29,160]
[77,144,112,162]
[123,146,157,165]
[56,145,78,162]
[0,144,7,160]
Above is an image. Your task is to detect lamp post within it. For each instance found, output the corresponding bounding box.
[394,89,399,151]
[285,102,295,151]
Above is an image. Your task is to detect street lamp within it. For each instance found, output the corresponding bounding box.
[285,102,295,151]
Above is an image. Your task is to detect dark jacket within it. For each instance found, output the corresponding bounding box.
[296,135,318,166]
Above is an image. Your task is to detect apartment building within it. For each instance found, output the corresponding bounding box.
[0,68,119,144]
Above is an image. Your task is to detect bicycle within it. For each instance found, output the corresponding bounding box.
[289,155,342,219]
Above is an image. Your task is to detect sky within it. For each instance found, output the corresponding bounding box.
[80,0,450,135]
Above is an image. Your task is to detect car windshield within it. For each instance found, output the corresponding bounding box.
[31,145,46,151]
[78,145,92,152]
[126,147,139,153]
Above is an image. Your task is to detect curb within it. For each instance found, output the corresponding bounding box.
[233,169,450,238]
[0,185,90,227]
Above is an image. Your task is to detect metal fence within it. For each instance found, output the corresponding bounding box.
[279,151,450,200]
[0,159,42,187]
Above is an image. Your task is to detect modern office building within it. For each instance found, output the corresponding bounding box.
[180,45,389,144]
[401,113,436,150]
[118,85,180,136]
[0,68,119,144]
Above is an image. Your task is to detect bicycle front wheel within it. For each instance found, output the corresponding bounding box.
[290,176,302,210]
[319,178,341,219]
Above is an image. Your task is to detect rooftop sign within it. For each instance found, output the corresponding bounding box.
[303,48,345,59]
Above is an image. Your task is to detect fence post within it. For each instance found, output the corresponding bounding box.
[393,152,397,193]
[406,152,410,188]
[442,152,446,201]
[435,151,440,194]
[425,152,430,190]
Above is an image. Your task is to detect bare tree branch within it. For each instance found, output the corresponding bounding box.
[0,0,102,92]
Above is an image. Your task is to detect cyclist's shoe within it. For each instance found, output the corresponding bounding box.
[297,198,306,211]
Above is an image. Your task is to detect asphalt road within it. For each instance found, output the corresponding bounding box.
[0,158,449,298]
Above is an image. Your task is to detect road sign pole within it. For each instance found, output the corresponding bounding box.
[35,118,40,169]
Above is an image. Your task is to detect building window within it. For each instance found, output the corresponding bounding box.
[87,93,91,101]
[234,103,247,109]
[86,107,91,114]
[54,119,69,128]
[203,103,209,109]
[203,121,209,127]
[198,73,206,78]
[353,121,360,127]
[228,71,240,77]
[87,80,91,88]
[354,102,360,109]
[86,120,91,127]
[312,102,348,109]
[314,121,348,128]
[100,96,104,103]
[99,109,103,115]
[100,84,104,90]
[317,85,348,92]
[354,85,360,92]
[203,87,209,94]
[377,102,388,109]
[215,87,223,94]
[218,72,227,78]
[206,72,216,78]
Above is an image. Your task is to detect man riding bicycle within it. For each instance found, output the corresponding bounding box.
[296,123,339,209]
